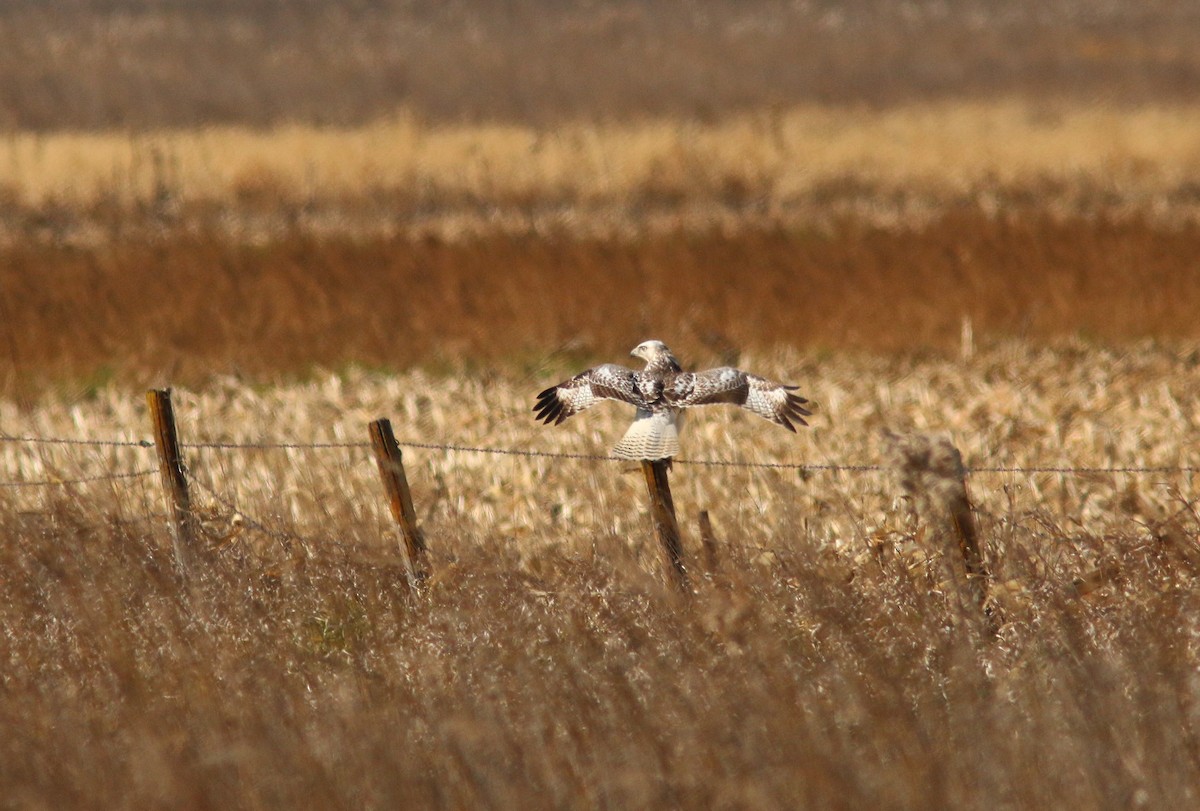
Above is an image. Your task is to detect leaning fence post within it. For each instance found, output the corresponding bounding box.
[640,459,688,591]
[886,432,996,635]
[146,388,197,575]
[369,418,429,587]
[698,509,720,573]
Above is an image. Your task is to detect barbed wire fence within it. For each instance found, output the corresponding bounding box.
[5,431,1197,475]
[0,467,157,489]
[2,389,1197,605]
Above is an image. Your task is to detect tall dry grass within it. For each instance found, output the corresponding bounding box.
[3,341,1199,808]
[4,508,1198,808]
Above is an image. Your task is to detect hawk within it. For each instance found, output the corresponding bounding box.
[534,340,812,460]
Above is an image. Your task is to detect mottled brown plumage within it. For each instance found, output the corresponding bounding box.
[534,340,812,460]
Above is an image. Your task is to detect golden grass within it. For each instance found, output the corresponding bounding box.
[3,341,1200,806]
[4,101,1200,240]
[4,339,1198,550]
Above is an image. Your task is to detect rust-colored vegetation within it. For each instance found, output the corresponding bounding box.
[4,212,1200,398]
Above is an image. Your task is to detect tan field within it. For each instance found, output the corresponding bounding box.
[5,102,1200,205]
[4,340,1200,806]
[5,338,1199,552]
[4,101,1200,244]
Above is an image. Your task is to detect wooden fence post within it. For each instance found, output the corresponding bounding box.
[698,509,720,573]
[640,459,688,591]
[887,432,997,635]
[146,388,198,575]
[368,418,429,587]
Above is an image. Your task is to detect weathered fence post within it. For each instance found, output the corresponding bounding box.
[887,432,996,635]
[146,388,198,575]
[368,418,429,588]
[640,459,688,591]
[698,509,720,573]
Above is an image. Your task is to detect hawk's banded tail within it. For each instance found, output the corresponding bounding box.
[612,410,679,461]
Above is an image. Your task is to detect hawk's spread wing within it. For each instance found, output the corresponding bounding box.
[534,364,646,425]
[666,367,812,431]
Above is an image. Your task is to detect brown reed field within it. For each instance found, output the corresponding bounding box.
[5,2,1200,807]
[4,209,1200,402]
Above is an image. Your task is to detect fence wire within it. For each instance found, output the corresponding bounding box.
[969,464,1200,475]
[181,467,305,555]
[2,431,1198,485]
[0,434,153,448]
[0,467,157,489]
[2,429,1195,560]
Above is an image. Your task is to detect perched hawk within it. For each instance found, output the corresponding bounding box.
[534,340,812,460]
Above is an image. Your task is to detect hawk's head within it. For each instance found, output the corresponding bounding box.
[631,340,681,371]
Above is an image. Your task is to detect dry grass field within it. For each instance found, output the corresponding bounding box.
[6,101,1200,210]
[5,1,1200,807]
[4,101,1200,245]
[3,341,1200,808]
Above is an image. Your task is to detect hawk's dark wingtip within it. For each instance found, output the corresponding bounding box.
[535,386,574,426]
[533,388,560,424]
[785,391,813,421]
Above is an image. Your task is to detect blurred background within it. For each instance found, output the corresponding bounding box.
[4,0,1200,129]
[2,0,1199,395]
